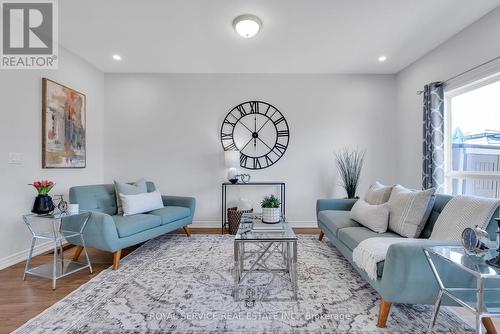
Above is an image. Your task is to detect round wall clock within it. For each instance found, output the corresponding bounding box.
[220,101,290,169]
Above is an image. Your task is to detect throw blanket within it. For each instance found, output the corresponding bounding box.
[430,195,500,240]
[353,237,417,280]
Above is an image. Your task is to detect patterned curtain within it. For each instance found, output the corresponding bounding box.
[422,82,444,192]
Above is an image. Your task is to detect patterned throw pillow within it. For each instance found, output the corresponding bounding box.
[387,185,436,238]
[430,195,500,240]
[364,181,393,205]
[114,178,148,215]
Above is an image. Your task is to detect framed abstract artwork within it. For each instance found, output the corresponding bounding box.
[42,78,86,168]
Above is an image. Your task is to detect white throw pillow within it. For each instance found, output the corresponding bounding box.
[114,178,148,214]
[430,195,500,240]
[387,185,436,238]
[350,199,389,233]
[119,191,164,216]
[364,181,393,205]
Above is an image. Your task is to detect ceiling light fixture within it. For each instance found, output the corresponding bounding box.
[378,55,387,63]
[233,14,262,38]
[112,54,122,61]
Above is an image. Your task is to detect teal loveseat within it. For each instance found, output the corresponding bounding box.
[317,194,499,329]
[63,182,195,270]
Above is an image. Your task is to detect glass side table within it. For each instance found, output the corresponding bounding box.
[22,211,93,289]
[424,246,500,334]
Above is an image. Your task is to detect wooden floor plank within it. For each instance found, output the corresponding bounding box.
[0,228,319,333]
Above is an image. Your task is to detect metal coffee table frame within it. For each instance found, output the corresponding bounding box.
[234,221,298,302]
[22,211,93,290]
[424,246,500,334]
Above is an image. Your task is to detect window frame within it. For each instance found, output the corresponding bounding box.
[443,73,500,196]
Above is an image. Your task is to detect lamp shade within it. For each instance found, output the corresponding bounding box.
[224,150,240,168]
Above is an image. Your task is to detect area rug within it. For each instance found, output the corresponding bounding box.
[14,235,472,333]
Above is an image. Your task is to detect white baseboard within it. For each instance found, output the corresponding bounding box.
[0,221,319,270]
[191,220,318,228]
[0,240,54,271]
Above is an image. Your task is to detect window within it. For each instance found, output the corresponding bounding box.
[444,76,500,199]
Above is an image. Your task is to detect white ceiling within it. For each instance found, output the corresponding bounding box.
[59,0,500,74]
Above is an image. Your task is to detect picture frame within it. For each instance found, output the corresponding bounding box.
[42,78,86,168]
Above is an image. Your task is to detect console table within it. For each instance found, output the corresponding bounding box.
[221,182,286,234]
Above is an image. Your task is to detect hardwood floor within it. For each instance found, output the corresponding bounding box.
[0,227,319,333]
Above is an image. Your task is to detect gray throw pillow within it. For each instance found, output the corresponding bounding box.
[387,185,436,238]
[364,181,393,205]
[350,199,389,233]
[114,178,148,215]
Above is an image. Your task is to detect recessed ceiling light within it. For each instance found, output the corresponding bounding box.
[112,54,122,61]
[378,55,387,62]
[233,14,262,38]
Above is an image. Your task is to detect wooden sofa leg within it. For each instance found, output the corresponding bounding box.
[377,299,392,328]
[72,246,84,261]
[483,317,497,334]
[318,231,324,241]
[112,250,121,271]
[183,226,191,237]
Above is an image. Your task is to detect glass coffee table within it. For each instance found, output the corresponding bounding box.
[424,246,500,334]
[234,214,298,302]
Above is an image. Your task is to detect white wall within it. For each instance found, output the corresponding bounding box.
[0,47,105,268]
[396,7,500,188]
[104,74,397,227]
[2,5,497,266]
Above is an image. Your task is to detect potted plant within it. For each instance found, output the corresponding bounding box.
[29,180,56,215]
[261,194,281,224]
[334,148,365,199]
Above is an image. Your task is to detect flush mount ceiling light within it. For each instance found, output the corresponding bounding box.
[233,14,262,38]
[112,54,122,61]
[378,55,387,62]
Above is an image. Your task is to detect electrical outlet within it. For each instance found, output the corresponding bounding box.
[8,152,23,164]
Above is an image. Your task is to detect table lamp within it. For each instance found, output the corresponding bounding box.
[224,150,240,184]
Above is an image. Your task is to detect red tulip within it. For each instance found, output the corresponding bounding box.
[29,180,55,195]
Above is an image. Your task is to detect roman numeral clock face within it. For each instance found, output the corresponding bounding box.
[220,101,290,169]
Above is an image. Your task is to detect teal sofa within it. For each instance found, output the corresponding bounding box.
[63,181,195,270]
[317,194,499,328]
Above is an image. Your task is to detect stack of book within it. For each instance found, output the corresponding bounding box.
[252,221,284,232]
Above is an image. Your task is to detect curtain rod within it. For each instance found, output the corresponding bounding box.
[416,55,500,95]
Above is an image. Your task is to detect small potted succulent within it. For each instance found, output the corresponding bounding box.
[261,194,281,224]
[29,180,56,215]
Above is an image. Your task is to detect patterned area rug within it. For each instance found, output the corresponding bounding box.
[14,235,472,333]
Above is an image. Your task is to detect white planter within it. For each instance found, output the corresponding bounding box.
[262,208,281,223]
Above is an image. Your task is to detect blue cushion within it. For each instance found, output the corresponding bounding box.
[419,194,452,238]
[69,184,118,215]
[112,214,161,238]
[148,206,191,225]
[318,210,361,238]
[69,182,158,217]
[337,227,401,252]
